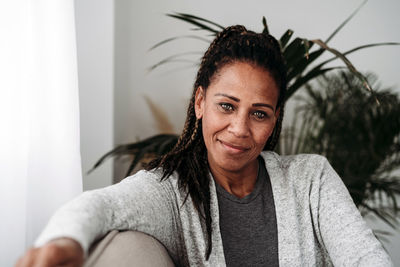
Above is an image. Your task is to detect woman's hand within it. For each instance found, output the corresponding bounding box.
[15,238,84,267]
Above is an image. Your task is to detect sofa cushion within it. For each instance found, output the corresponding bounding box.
[84,230,175,267]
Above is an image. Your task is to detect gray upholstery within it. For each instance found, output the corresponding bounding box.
[84,230,175,267]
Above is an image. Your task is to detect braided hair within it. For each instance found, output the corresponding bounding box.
[147,25,287,260]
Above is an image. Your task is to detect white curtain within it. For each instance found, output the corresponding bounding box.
[0,1,82,265]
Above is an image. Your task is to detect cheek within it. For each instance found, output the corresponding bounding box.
[253,123,275,147]
[201,104,227,142]
[202,109,220,136]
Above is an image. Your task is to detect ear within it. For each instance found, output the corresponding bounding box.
[194,87,205,119]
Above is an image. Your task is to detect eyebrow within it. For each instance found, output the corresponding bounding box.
[215,93,240,102]
[214,93,275,111]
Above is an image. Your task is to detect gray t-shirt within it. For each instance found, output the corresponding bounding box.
[216,157,279,267]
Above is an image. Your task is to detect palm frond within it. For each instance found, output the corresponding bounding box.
[361,203,398,229]
[281,71,400,228]
[324,0,368,43]
[148,35,211,51]
[167,13,222,34]
[88,134,179,175]
[279,29,293,49]
[311,39,373,94]
[318,42,400,67]
[147,51,202,71]
[286,67,340,99]
[262,16,269,35]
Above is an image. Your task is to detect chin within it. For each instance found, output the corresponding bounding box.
[215,157,252,172]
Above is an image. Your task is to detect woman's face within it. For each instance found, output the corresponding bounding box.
[195,61,280,174]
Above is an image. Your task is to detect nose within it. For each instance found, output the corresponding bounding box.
[228,112,250,138]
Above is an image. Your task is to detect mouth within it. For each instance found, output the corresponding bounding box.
[218,139,250,154]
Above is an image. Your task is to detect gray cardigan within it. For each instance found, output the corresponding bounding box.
[35,152,392,266]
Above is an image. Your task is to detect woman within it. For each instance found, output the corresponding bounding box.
[17,26,392,267]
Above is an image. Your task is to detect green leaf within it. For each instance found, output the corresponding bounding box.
[148,51,203,71]
[288,71,400,227]
[279,29,294,49]
[286,67,339,99]
[372,229,391,244]
[325,0,368,43]
[262,16,269,35]
[283,38,307,69]
[87,134,179,175]
[148,35,211,51]
[311,39,373,94]
[125,148,147,177]
[167,13,221,34]
[362,203,398,229]
[318,42,400,67]
[286,49,324,81]
[87,145,136,174]
[172,13,224,30]
[303,39,310,60]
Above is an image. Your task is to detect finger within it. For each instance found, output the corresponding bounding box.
[34,240,83,267]
[15,256,24,267]
[54,238,84,265]
[34,243,66,267]
[15,248,39,267]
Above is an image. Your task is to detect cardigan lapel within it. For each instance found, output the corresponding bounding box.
[261,151,304,266]
[209,174,227,266]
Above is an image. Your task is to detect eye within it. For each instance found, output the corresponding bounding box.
[219,103,234,112]
[252,111,267,120]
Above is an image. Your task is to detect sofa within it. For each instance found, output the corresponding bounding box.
[84,230,175,267]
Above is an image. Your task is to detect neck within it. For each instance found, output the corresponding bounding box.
[210,159,259,199]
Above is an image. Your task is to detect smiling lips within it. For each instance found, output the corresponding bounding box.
[218,139,250,154]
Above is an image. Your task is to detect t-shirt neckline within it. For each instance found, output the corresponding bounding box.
[215,157,267,204]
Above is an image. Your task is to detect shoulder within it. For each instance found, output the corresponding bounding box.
[123,168,179,182]
[260,151,329,174]
[260,151,336,192]
[119,168,181,195]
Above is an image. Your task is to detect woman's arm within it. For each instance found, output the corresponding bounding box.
[316,158,393,266]
[16,238,84,267]
[19,170,178,266]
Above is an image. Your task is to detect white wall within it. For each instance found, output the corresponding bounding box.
[74,0,114,190]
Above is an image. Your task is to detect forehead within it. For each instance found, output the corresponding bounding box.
[207,61,279,102]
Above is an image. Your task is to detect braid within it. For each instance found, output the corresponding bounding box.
[265,105,285,150]
[146,25,287,260]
